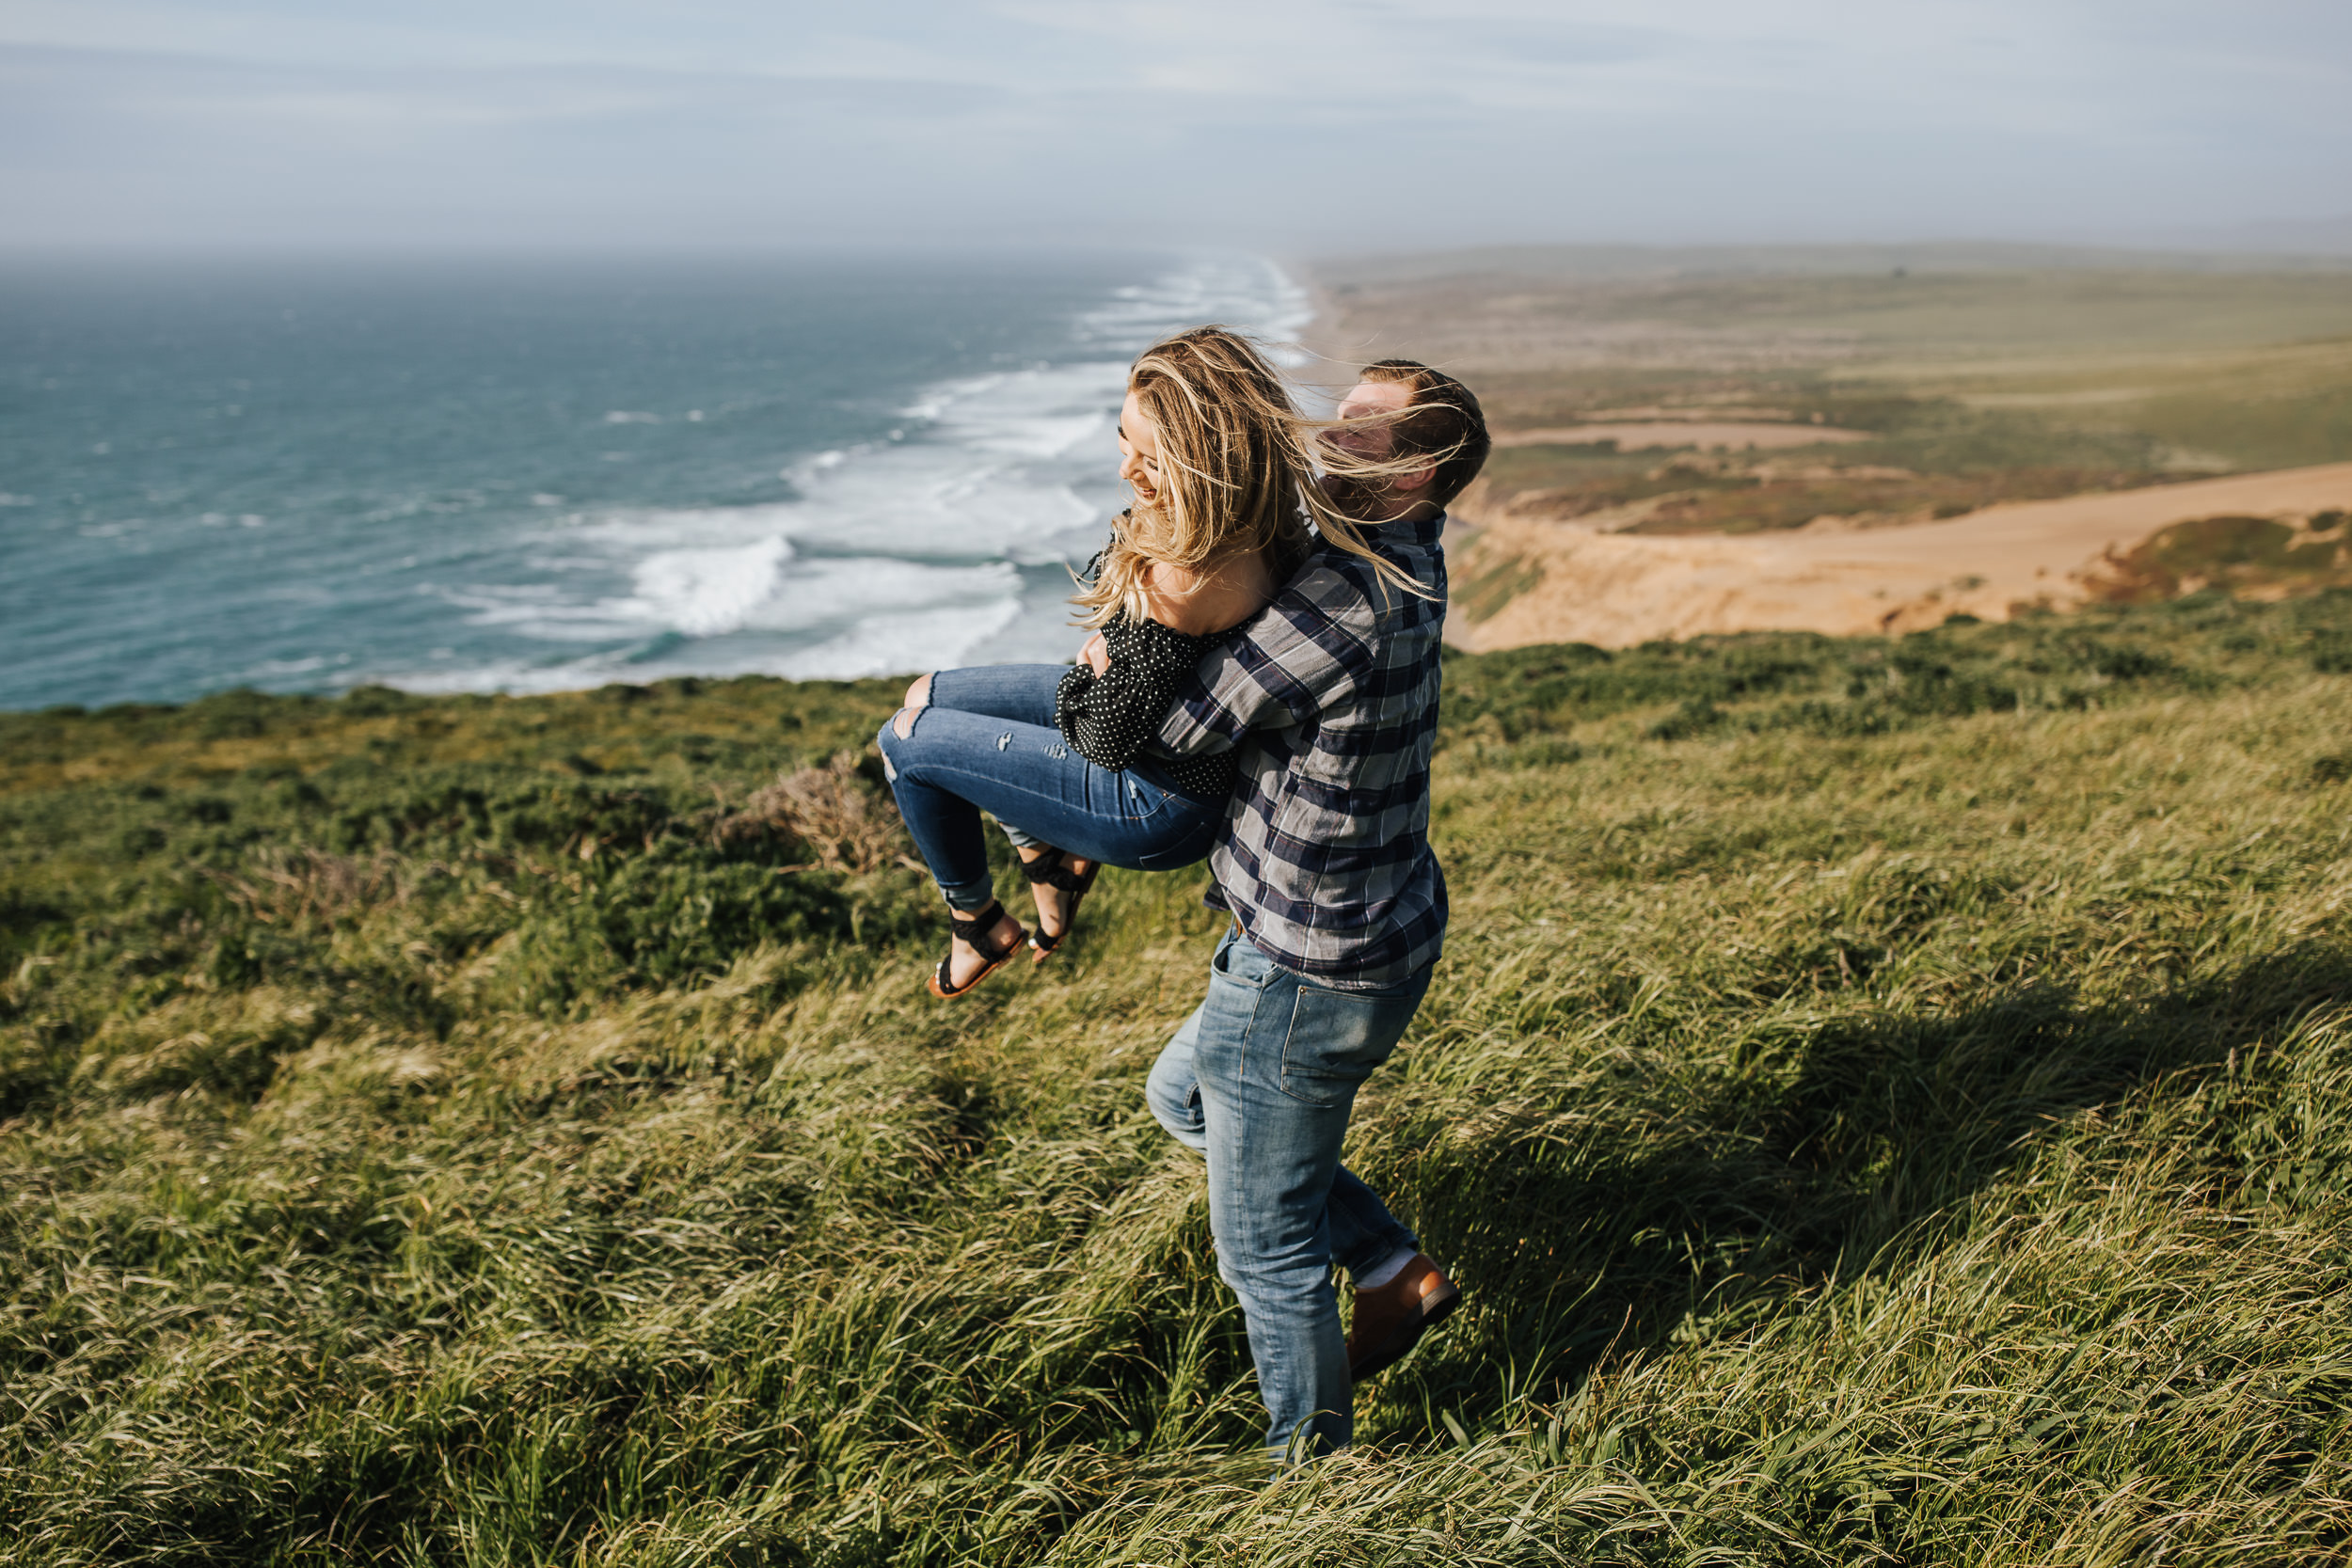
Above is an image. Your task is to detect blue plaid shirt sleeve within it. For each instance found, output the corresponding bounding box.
[1153,574,1371,759]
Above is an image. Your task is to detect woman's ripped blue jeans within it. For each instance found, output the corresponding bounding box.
[877,663,1222,911]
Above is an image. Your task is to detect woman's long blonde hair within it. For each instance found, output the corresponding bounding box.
[1072,326,1436,627]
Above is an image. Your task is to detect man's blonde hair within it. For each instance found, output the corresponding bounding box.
[1073,326,1435,626]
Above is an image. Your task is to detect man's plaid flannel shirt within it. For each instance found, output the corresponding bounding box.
[1147,509,1449,990]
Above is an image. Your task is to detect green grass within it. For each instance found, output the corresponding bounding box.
[7,594,2352,1563]
[1313,262,2352,535]
[1588,269,2352,366]
[1474,382,2168,534]
[2087,512,2352,604]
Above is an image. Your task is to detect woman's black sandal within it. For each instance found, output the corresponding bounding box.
[1021,850,1102,961]
[928,901,1026,999]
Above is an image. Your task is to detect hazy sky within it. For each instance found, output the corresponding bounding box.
[3,0,2347,254]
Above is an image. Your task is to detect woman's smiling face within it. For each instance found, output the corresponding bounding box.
[1117,389,1164,507]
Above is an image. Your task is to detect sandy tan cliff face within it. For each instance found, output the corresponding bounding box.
[1446,464,2352,651]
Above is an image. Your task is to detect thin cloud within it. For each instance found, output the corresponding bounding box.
[0,1,2345,252]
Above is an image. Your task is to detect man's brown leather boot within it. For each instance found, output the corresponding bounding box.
[1346,1253,1460,1382]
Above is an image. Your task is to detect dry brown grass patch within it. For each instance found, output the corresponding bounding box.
[211,848,411,927]
[715,751,910,875]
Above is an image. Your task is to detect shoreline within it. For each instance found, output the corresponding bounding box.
[4,252,1311,714]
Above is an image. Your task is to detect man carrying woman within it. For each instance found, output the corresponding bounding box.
[877,329,1490,1463]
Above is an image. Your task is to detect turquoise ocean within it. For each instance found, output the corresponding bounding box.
[0,252,1311,711]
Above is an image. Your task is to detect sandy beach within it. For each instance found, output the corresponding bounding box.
[1448,462,2352,650]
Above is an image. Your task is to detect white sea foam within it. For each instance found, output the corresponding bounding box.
[772,596,1025,682]
[422,253,1311,690]
[405,559,1025,692]
[735,556,1023,637]
[246,656,330,677]
[628,536,790,637]
[1074,254,1315,361]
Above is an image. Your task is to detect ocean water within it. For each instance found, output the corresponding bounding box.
[0,252,1312,711]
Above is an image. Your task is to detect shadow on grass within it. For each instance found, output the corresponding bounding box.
[1372,937,2352,1445]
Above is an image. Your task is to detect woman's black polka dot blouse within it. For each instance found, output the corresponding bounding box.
[1055,610,1237,802]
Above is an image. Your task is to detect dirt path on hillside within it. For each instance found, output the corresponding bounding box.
[1494,420,1874,451]
[1446,462,2352,650]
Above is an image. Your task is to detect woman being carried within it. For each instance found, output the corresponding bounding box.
[877,325,1320,997]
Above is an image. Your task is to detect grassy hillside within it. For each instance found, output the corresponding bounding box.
[6,594,2352,1564]
[1309,260,2352,536]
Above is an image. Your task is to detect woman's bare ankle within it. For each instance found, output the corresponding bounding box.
[1018,847,1065,934]
[946,906,1021,988]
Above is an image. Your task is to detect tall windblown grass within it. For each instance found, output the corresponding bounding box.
[3,594,2349,1563]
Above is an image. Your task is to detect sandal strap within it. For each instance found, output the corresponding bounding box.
[1018,851,1070,885]
[947,901,1022,963]
[1019,852,1096,894]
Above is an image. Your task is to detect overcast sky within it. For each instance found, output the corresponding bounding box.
[3,0,2347,255]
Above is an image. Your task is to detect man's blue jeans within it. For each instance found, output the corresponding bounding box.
[877,664,1221,911]
[1147,925,1429,1460]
